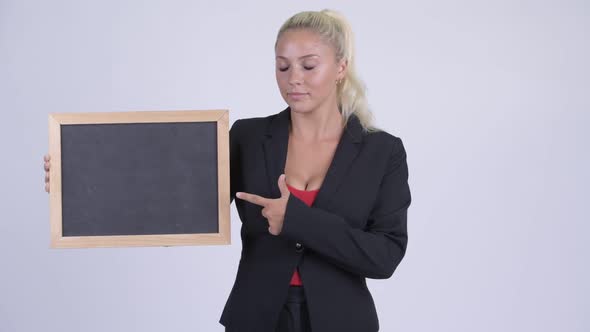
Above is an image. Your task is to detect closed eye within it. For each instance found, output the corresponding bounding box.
[278,66,316,72]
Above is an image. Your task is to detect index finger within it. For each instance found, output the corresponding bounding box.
[236,192,269,207]
[44,154,50,162]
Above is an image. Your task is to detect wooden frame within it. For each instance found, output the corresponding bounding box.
[48,110,230,248]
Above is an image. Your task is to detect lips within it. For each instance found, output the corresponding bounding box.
[288,92,308,100]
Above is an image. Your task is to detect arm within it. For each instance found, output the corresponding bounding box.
[280,138,411,279]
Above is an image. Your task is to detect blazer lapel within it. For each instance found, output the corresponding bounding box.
[262,107,364,208]
[263,108,290,201]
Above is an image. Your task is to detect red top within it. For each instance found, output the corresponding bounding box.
[286,183,320,286]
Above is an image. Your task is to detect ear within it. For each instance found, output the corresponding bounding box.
[337,58,348,81]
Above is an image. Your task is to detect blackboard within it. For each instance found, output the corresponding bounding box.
[48,110,230,248]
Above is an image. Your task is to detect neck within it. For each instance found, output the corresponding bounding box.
[289,103,344,143]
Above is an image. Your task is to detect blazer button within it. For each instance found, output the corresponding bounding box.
[295,242,304,252]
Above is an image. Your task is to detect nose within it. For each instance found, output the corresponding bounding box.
[288,67,303,86]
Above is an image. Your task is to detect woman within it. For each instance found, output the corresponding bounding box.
[44,9,411,332]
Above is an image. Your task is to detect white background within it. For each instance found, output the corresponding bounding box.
[1,0,588,331]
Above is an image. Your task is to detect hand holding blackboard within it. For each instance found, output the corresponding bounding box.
[43,154,51,193]
[47,110,231,248]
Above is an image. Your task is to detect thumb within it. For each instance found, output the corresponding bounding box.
[278,174,290,198]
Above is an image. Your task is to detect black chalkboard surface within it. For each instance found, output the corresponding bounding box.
[48,110,231,248]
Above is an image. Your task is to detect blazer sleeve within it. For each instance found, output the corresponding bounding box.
[229,119,242,205]
[280,137,411,279]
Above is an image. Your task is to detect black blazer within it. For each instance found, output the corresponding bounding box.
[220,107,411,332]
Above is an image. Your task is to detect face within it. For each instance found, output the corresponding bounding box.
[275,29,346,114]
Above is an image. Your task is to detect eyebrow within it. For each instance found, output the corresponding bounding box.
[276,54,320,60]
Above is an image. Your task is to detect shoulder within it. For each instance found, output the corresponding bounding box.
[359,127,409,176]
[363,129,406,158]
[229,113,277,143]
[230,115,272,133]
[230,111,279,133]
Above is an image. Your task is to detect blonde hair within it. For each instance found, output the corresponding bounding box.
[275,9,381,133]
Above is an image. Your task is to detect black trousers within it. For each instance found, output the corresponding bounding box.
[224,286,312,332]
[275,286,312,332]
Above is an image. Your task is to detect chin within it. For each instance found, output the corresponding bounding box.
[288,103,315,114]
